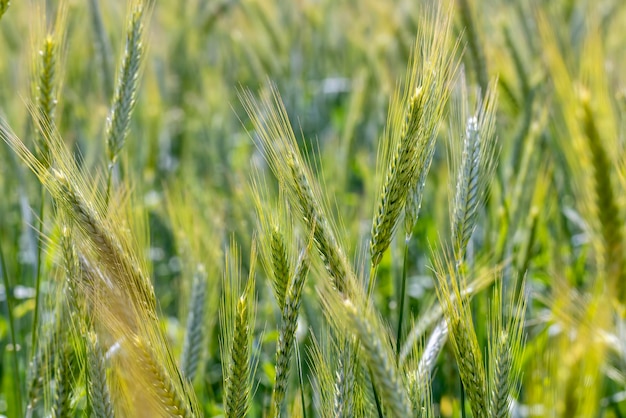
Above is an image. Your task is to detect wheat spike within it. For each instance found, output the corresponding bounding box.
[450,78,499,263]
[87,333,114,418]
[242,87,353,293]
[106,1,147,166]
[271,249,310,417]
[371,3,459,269]
[180,266,208,382]
[433,249,488,418]
[221,242,256,418]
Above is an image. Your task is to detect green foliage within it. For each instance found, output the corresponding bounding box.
[0,0,626,417]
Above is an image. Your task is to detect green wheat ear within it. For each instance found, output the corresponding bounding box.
[487,281,526,418]
[180,266,208,382]
[432,248,488,418]
[251,177,293,311]
[319,280,412,417]
[370,2,459,271]
[271,247,310,417]
[241,86,354,294]
[449,77,499,264]
[220,241,257,418]
[106,0,148,166]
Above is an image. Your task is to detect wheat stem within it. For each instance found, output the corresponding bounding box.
[0,238,22,416]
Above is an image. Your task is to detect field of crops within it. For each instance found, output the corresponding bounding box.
[0,0,625,416]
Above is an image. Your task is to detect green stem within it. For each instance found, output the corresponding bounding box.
[30,187,45,356]
[395,239,409,362]
[460,377,467,418]
[367,265,377,301]
[105,163,114,208]
[0,230,23,416]
[295,340,307,418]
[369,366,384,418]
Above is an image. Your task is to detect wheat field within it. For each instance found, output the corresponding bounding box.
[0,0,625,417]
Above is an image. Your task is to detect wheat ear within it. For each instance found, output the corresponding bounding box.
[321,285,412,417]
[487,282,526,418]
[180,266,208,382]
[580,95,625,297]
[450,78,499,263]
[271,249,310,417]
[221,243,256,418]
[433,250,488,418]
[371,3,458,270]
[88,0,114,97]
[106,0,147,167]
[87,333,114,418]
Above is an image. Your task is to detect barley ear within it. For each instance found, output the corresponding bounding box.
[32,5,66,167]
[51,347,73,418]
[133,338,194,417]
[88,0,115,97]
[371,3,458,270]
[580,94,625,299]
[251,178,292,310]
